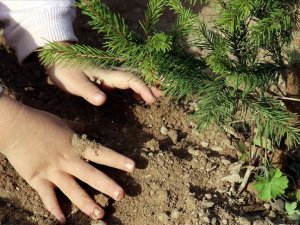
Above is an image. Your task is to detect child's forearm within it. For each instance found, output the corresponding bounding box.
[0,94,24,153]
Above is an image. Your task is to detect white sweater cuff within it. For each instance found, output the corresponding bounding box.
[5,7,78,64]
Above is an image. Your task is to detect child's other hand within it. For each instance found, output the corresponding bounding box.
[46,64,162,106]
[0,96,135,224]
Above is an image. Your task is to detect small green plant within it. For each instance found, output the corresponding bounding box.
[285,202,300,221]
[253,168,288,201]
[39,0,300,149]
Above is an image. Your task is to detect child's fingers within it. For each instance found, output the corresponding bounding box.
[128,79,157,104]
[132,87,162,102]
[67,74,107,106]
[33,180,66,224]
[82,145,135,172]
[85,69,160,104]
[53,172,105,220]
[151,86,163,98]
[65,160,125,201]
[49,70,107,106]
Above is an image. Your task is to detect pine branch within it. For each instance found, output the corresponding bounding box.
[184,0,205,6]
[167,0,198,38]
[77,0,133,40]
[38,42,125,68]
[194,79,236,129]
[190,20,225,51]
[142,0,166,35]
[246,96,300,148]
[156,48,210,98]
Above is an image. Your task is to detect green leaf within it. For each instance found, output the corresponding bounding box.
[285,202,300,221]
[253,168,289,201]
[285,202,298,215]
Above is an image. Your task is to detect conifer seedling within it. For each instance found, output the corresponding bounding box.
[39,0,300,149]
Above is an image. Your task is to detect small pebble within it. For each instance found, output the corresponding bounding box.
[201,201,215,208]
[211,217,217,225]
[6,203,11,207]
[188,147,200,156]
[171,209,180,219]
[200,141,209,148]
[263,203,271,210]
[203,216,210,223]
[206,164,218,173]
[160,126,168,135]
[211,146,223,152]
[268,210,276,218]
[238,198,244,203]
[157,212,169,224]
[204,194,212,200]
[168,130,178,144]
[222,219,228,224]
[221,159,231,165]
[198,209,205,217]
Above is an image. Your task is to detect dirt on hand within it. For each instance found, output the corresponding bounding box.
[72,134,100,159]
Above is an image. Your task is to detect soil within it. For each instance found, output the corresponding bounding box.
[0,1,291,225]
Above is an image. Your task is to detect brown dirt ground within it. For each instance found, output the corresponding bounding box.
[0,1,292,225]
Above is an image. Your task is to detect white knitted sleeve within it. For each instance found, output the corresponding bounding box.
[0,0,78,63]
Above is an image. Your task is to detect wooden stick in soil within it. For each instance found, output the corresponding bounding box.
[287,10,300,97]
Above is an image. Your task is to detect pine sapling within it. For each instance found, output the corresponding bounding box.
[39,0,300,150]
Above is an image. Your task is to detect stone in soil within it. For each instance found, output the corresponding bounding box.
[170,209,180,219]
[211,145,223,152]
[168,129,178,144]
[201,200,215,208]
[157,212,169,224]
[187,146,200,156]
[200,141,209,148]
[160,126,169,135]
[204,193,212,200]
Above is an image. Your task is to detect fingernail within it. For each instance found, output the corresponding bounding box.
[93,208,104,219]
[125,162,135,172]
[94,93,105,100]
[114,190,124,201]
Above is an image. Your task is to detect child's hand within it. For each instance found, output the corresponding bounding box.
[46,63,162,106]
[0,95,135,224]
